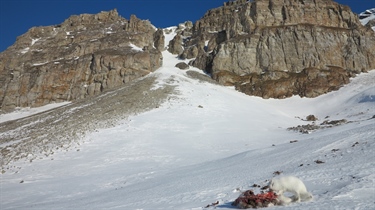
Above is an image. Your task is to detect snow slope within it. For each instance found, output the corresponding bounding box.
[359,8,375,31]
[0,102,70,124]
[1,30,375,209]
[359,8,375,25]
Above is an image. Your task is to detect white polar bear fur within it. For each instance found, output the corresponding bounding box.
[276,194,293,206]
[269,176,313,204]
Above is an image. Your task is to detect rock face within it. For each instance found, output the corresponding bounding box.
[153,28,165,51]
[1,2,375,112]
[0,9,163,112]
[180,0,375,98]
[168,21,194,56]
[365,19,375,31]
[168,33,184,55]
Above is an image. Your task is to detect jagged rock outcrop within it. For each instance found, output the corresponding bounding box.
[153,28,165,51]
[168,33,184,55]
[167,21,194,56]
[0,9,163,112]
[183,0,375,98]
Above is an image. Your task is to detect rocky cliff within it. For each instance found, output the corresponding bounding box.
[0,9,163,112]
[1,1,375,112]
[177,0,375,98]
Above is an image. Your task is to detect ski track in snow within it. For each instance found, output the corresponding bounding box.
[1,28,375,209]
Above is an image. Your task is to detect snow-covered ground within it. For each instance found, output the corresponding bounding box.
[0,102,70,124]
[1,32,375,209]
[359,8,375,31]
[359,8,375,25]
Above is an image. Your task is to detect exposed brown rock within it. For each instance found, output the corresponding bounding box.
[232,66,350,98]
[175,62,189,70]
[168,21,194,57]
[187,0,375,98]
[180,45,198,59]
[167,33,184,55]
[0,9,163,112]
[306,115,318,121]
[153,28,165,51]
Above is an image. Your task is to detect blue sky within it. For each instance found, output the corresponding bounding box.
[0,0,373,52]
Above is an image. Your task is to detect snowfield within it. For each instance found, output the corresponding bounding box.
[359,8,375,31]
[359,8,375,25]
[1,36,375,209]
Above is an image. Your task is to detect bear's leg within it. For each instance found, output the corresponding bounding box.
[293,191,301,202]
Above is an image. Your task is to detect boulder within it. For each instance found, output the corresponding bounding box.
[175,62,189,70]
[306,115,318,121]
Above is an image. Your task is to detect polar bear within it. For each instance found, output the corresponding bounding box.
[269,176,312,204]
